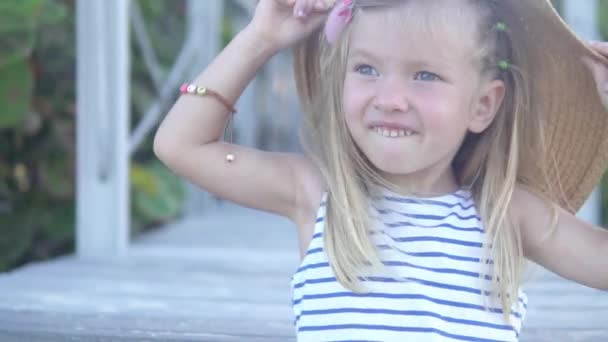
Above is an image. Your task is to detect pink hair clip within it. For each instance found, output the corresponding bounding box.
[324,0,354,44]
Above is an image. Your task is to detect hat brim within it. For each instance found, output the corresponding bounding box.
[509,0,608,213]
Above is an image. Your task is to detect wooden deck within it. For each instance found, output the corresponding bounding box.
[0,202,606,341]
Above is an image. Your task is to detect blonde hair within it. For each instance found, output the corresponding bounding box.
[293,0,562,325]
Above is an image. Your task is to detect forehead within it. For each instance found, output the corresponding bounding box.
[349,0,480,66]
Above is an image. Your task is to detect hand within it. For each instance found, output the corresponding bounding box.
[247,0,334,52]
[582,41,608,110]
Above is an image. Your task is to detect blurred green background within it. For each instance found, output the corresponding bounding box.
[0,0,191,271]
[0,0,606,272]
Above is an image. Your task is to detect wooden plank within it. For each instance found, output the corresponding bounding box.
[0,310,294,341]
[0,205,299,339]
[521,329,608,342]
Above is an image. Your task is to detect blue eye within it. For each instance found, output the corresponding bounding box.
[355,64,379,76]
[415,71,441,81]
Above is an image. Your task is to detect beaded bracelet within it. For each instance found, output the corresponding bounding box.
[180,83,237,163]
[180,83,237,114]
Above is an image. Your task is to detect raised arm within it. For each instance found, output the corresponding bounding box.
[153,0,328,222]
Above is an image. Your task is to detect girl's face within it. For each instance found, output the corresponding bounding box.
[343,4,502,193]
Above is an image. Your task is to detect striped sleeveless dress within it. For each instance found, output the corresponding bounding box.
[291,185,528,342]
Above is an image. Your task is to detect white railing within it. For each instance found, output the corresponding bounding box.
[75,0,255,259]
[76,0,130,259]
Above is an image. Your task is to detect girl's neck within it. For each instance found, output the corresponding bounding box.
[380,166,459,197]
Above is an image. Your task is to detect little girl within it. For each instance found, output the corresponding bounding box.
[154,0,608,340]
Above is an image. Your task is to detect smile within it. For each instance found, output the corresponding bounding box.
[372,127,417,138]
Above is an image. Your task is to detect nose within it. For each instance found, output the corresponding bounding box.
[373,78,410,114]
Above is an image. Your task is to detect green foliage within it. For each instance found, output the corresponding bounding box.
[0,0,186,272]
[0,0,73,271]
[0,0,42,67]
[600,0,608,41]
[221,12,235,49]
[38,151,74,200]
[0,206,37,271]
[131,161,185,228]
[0,60,32,129]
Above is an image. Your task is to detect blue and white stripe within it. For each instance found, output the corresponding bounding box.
[291,186,527,341]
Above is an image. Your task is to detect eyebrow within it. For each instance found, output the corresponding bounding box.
[349,48,381,63]
[349,47,453,71]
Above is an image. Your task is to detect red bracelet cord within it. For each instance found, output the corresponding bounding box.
[179,83,237,114]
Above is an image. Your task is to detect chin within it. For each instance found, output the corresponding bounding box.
[366,152,420,175]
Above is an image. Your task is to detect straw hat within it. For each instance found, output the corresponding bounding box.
[500,0,608,212]
[296,0,608,213]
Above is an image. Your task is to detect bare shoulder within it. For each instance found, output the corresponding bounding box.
[511,184,552,227]
[511,184,543,223]
[511,183,560,257]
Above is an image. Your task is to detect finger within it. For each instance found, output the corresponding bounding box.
[293,0,314,17]
[589,41,608,57]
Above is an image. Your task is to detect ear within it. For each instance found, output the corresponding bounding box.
[468,79,506,133]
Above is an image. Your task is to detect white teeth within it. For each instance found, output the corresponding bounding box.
[372,126,415,138]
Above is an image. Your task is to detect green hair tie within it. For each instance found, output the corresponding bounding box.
[498,60,510,71]
[496,22,507,32]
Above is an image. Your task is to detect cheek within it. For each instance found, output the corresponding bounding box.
[415,95,452,132]
[418,91,472,133]
[343,78,370,121]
